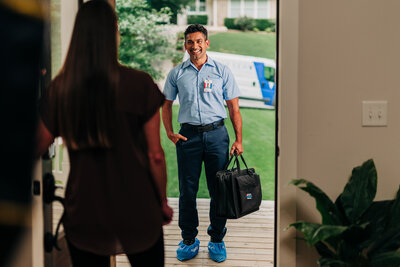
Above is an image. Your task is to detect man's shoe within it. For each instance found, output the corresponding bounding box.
[208,241,227,263]
[176,238,200,261]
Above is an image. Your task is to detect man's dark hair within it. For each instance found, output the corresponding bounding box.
[184,24,208,40]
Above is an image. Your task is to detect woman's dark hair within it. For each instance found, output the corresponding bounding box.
[53,0,119,150]
[184,24,208,40]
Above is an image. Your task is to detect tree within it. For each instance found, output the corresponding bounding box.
[146,0,190,24]
[116,0,179,80]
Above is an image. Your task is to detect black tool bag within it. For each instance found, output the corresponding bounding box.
[215,153,262,219]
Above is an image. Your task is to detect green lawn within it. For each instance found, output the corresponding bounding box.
[162,105,275,200]
[208,31,276,59]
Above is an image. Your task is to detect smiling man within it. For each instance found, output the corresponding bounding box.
[162,24,243,263]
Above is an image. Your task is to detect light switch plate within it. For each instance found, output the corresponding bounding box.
[362,101,388,127]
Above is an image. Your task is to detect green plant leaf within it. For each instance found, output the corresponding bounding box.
[318,257,348,267]
[339,159,377,223]
[358,200,393,250]
[289,179,341,225]
[367,226,400,256]
[370,251,400,267]
[341,222,370,245]
[288,222,348,247]
[386,185,400,230]
[315,241,336,259]
[334,195,351,225]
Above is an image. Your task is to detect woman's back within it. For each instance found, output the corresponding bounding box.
[40,66,165,255]
[36,2,172,265]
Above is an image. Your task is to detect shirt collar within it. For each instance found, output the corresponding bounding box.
[182,54,216,69]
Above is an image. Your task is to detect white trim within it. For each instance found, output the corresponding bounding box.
[187,11,208,15]
[240,0,244,16]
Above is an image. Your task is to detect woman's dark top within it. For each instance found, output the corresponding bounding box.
[40,66,165,255]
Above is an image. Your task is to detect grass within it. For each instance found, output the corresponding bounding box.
[208,31,276,59]
[162,105,275,200]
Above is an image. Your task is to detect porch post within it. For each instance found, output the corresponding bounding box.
[213,0,218,27]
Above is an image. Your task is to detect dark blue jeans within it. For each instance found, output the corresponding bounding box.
[176,122,229,241]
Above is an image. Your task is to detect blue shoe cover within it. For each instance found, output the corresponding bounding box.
[176,238,200,261]
[208,241,227,263]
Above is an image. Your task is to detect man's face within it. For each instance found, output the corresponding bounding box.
[184,31,209,61]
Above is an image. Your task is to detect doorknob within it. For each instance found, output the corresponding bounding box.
[43,172,63,204]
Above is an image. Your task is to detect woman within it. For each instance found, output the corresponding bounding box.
[36,1,173,266]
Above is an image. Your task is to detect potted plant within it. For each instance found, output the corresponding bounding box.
[286,159,400,267]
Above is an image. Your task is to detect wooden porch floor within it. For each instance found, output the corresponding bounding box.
[116,198,274,267]
[53,198,274,267]
[51,142,274,266]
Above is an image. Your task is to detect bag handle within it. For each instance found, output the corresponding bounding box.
[224,151,249,170]
[224,154,236,170]
[239,154,249,170]
[224,151,240,170]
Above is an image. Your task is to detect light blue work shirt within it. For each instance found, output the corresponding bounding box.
[163,55,240,125]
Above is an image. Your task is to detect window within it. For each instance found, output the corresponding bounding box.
[189,0,196,12]
[230,0,270,18]
[199,0,206,12]
[244,0,255,17]
[257,0,269,18]
[188,0,207,13]
[230,0,241,17]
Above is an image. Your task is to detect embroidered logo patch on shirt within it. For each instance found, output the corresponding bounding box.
[204,79,212,93]
[246,193,253,200]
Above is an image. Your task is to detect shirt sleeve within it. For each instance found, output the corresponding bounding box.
[222,65,241,100]
[141,73,165,123]
[162,67,178,101]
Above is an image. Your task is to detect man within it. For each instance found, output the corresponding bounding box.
[162,24,243,263]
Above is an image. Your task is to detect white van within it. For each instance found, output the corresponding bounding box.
[184,51,276,108]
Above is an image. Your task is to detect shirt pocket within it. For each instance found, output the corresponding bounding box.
[176,78,196,103]
[207,77,223,96]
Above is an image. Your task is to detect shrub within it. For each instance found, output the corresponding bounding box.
[225,17,276,32]
[269,22,276,33]
[224,18,240,30]
[116,0,176,80]
[187,15,208,25]
[234,16,256,31]
[175,31,185,50]
[254,19,271,31]
[268,19,276,32]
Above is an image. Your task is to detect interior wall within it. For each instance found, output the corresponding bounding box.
[295,0,400,266]
[276,0,299,265]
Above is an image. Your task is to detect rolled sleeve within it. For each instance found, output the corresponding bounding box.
[222,66,240,100]
[163,68,178,101]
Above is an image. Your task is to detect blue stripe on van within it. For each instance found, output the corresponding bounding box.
[254,62,275,105]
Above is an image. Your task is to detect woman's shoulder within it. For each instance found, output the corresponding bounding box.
[118,64,153,81]
[116,65,162,110]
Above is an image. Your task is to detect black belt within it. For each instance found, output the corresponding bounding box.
[181,120,224,133]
